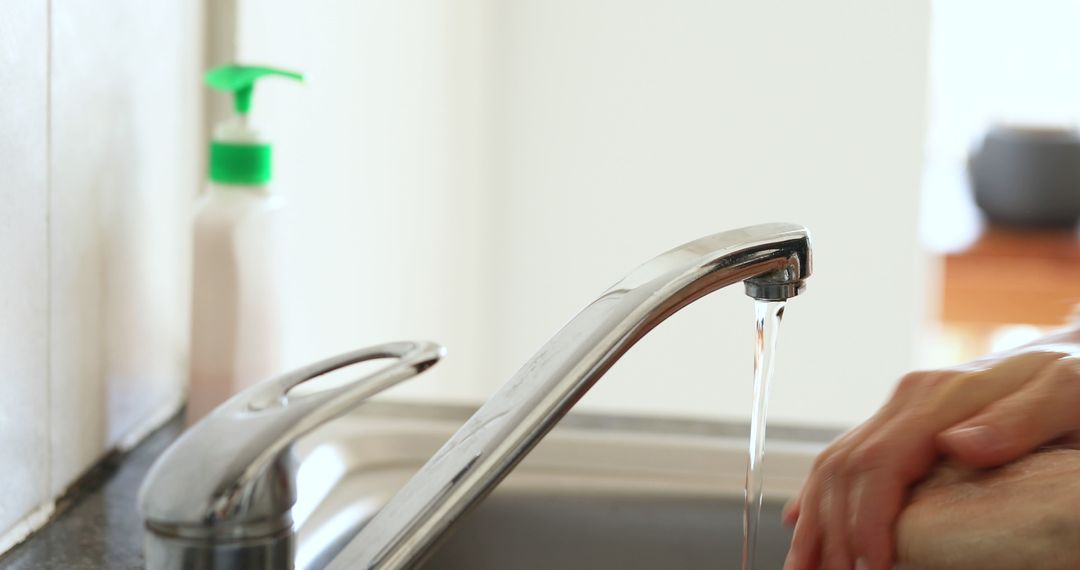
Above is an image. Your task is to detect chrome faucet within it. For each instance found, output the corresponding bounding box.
[139,223,811,569]
[138,342,446,569]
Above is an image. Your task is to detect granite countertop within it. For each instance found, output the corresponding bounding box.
[0,415,183,570]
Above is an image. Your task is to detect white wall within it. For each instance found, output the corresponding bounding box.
[0,0,200,548]
[228,1,930,428]
[487,0,931,426]
[226,0,497,402]
[0,0,51,548]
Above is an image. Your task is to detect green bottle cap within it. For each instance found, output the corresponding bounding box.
[204,65,303,186]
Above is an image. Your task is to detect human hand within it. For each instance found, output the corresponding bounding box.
[782,330,1080,570]
[896,445,1080,570]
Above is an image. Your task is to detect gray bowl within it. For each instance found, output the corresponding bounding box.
[969,125,1080,227]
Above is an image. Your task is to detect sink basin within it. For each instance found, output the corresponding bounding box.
[421,484,790,570]
[292,402,830,570]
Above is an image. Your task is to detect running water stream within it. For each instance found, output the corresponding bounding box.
[742,300,786,570]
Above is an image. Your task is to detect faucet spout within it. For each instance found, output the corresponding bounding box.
[329,223,812,569]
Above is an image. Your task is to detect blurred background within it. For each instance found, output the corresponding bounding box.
[229,0,930,427]
[5,0,1080,551]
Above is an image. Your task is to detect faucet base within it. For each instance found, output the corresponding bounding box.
[144,528,294,570]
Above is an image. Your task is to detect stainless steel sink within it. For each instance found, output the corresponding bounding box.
[419,484,790,570]
[292,402,830,570]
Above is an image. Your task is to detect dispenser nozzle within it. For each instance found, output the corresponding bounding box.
[204,65,304,115]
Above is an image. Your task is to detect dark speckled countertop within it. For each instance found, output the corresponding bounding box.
[0,415,182,570]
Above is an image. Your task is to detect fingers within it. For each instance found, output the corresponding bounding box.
[782,487,802,526]
[819,461,852,569]
[925,350,1063,423]
[827,355,1053,569]
[847,468,909,570]
[838,352,1063,569]
[940,356,1080,468]
[786,466,823,570]
[783,431,857,528]
[784,349,1069,570]
[844,421,939,570]
[783,382,920,567]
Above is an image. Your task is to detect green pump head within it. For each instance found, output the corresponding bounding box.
[205,64,303,186]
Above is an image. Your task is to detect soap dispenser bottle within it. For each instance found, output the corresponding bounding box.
[188,65,303,423]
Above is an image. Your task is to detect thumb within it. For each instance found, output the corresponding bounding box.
[938,356,1080,468]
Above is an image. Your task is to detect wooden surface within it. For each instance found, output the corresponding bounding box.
[943,225,1080,325]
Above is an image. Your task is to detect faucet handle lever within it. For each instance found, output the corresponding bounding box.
[139,340,446,538]
[243,340,444,415]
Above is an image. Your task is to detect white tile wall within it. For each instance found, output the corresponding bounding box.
[48,0,201,496]
[0,0,200,545]
[0,0,50,541]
